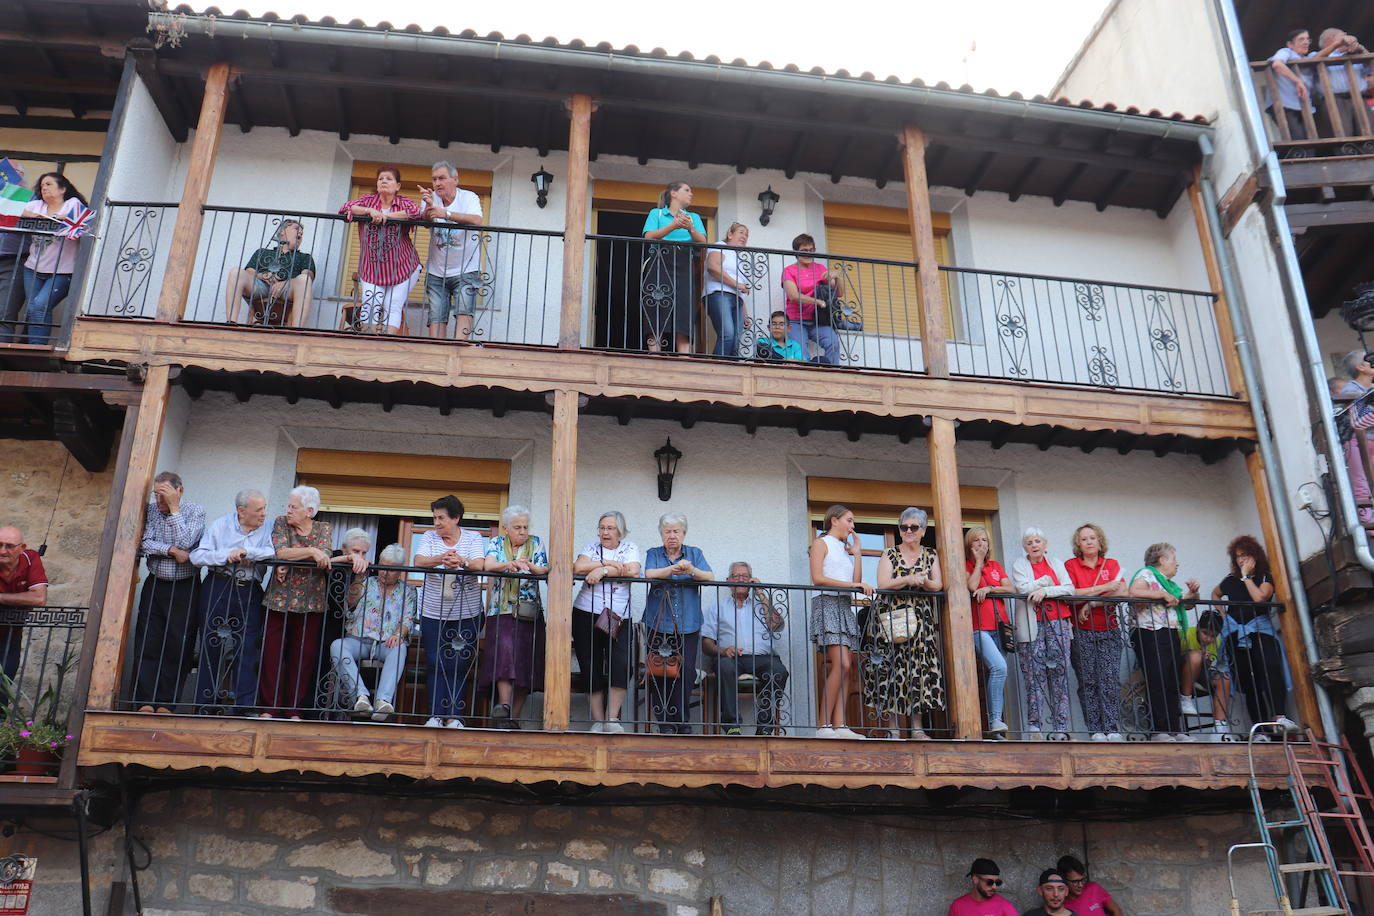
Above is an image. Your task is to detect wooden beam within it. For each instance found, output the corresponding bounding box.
[0,75,113,96]
[1285,200,1374,230]
[154,62,231,323]
[1245,450,1323,737]
[928,417,979,739]
[86,365,171,710]
[1280,156,1374,191]
[543,390,578,732]
[0,371,138,393]
[559,94,593,349]
[129,47,188,142]
[900,126,950,378]
[1188,168,1247,399]
[51,395,116,473]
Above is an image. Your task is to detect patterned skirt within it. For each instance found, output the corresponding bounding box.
[862,600,946,715]
[810,594,861,651]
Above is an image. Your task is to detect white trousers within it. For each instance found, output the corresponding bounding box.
[360,267,420,330]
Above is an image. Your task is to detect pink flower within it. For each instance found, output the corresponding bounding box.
[18,730,30,738]
[48,741,58,748]
[64,735,73,740]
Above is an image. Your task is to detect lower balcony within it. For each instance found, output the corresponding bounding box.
[0,606,86,787]
[77,566,1296,790]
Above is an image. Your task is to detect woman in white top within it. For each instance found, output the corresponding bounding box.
[413,494,486,728]
[1127,541,1200,741]
[703,221,753,358]
[571,511,642,733]
[809,504,874,739]
[1010,527,1077,738]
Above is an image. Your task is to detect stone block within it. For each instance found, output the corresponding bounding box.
[382,809,418,823]
[646,808,697,841]
[188,873,234,903]
[335,814,362,829]
[648,867,701,900]
[178,789,216,820]
[222,808,246,830]
[246,878,316,910]
[404,833,483,853]
[424,859,462,886]
[377,828,398,843]
[141,824,181,859]
[285,838,395,878]
[563,838,609,861]
[471,858,539,889]
[676,907,699,916]
[532,808,573,829]
[683,849,706,868]
[194,835,277,868]
[633,841,661,860]
[588,869,616,889]
[258,808,325,841]
[546,861,580,889]
[428,806,484,830]
[143,909,207,916]
[487,813,522,835]
[621,863,643,890]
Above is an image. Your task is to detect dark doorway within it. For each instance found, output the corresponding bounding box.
[593,210,649,350]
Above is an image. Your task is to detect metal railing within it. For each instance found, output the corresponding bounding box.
[943,266,1229,395]
[0,223,80,347]
[1249,51,1374,153]
[1,607,86,778]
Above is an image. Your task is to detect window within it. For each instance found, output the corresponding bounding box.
[295,448,509,521]
[341,161,493,305]
[821,202,955,339]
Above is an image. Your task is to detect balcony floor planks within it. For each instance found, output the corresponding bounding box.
[76,711,1292,790]
[67,319,1255,440]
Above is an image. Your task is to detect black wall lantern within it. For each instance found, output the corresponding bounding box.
[757,185,780,226]
[531,167,554,208]
[654,438,682,501]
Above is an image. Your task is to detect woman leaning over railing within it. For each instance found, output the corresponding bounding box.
[339,163,424,335]
[1127,542,1200,742]
[1063,523,1128,742]
[1210,535,1295,739]
[479,505,549,730]
[571,511,640,734]
[1010,527,1075,739]
[964,526,1014,737]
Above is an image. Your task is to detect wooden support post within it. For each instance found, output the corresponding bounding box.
[928,417,980,738]
[1246,450,1323,737]
[559,94,594,349]
[543,389,579,731]
[85,365,172,710]
[900,125,950,378]
[154,62,231,323]
[1187,169,1247,399]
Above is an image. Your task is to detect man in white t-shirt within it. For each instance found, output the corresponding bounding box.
[702,561,789,735]
[419,160,484,342]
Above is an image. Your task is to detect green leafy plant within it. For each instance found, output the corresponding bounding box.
[0,644,79,757]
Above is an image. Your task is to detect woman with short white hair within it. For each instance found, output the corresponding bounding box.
[1010,526,1076,738]
[571,511,641,733]
[643,512,713,734]
[329,543,416,722]
[261,485,368,717]
[479,505,549,729]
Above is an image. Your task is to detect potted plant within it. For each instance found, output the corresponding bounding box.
[1,646,77,777]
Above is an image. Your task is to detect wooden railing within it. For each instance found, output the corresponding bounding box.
[1249,52,1374,153]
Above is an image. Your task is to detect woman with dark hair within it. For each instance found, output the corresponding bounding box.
[1211,536,1294,734]
[414,494,486,728]
[339,164,423,334]
[18,172,89,345]
[641,180,706,353]
[781,232,842,365]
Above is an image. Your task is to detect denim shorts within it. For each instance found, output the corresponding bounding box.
[424,270,480,324]
[250,276,285,301]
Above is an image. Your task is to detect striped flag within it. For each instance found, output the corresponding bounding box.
[55,202,94,239]
[0,182,31,228]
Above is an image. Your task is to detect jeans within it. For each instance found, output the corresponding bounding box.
[972,629,1008,724]
[420,615,480,720]
[194,577,266,713]
[423,270,480,325]
[715,652,789,727]
[788,318,839,365]
[705,291,745,357]
[21,269,72,345]
[329,635,407,705]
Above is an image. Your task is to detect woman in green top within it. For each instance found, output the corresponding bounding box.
[641,181,706,353]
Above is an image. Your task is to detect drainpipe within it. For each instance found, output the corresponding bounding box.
[1195,136,1339,742]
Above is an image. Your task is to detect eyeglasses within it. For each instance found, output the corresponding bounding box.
[1066,878,1086,885]
[898,525,922,533]
[0,543,19,550]
[796,247,815,254]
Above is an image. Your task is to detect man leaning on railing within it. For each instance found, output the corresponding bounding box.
[1266,29,1316,140]
[701,561,788,736]
[1314,27,1370,139]
[0,525,48,684]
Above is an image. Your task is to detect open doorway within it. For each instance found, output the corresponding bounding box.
[592,210,648,351]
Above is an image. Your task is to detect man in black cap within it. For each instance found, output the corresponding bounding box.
[947,857,1019,916]
[1021,868,1079,916]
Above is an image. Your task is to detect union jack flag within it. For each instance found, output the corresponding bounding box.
[55,203,94,240]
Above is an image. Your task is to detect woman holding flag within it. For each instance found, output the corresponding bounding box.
[1127,542,1201,741]
[19,173,91,345]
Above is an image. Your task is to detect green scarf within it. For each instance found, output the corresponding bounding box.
[499,536,534,611]
[1134,565,1189,631]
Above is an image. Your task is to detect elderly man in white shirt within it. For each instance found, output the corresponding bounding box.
[702,561,789,736]
[190,488,275,714]
[419,160,485,341]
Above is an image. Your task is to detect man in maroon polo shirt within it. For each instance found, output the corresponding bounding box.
[0,526,50,683]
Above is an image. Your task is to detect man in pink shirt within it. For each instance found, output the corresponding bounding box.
[948,858,1019,916]
[1058,855,1121,916]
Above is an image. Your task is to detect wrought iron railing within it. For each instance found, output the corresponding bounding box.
[1249,51,1374,154]
[0,224,81,347]
[1,606,86,778]
[943,266,1229,395]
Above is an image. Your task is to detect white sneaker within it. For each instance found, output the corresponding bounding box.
[1275,716,1301,733]
[1104,732,1125,742]
[1090,732,1108,742]
[424,716,444,728]
[603,718,626,735]
[1173,733,1193,742]
[1024,727,1045,741]
[445,718,465,729]
[987,719,1009,734]
[590,721,606,734]
[815,726,836,738]
[1253,733,1273,743]
[371,699,394,722]
[1178,695,1199,715]
[831,726,866,740]
[353,695,373,714]
[1150,733,1175,742]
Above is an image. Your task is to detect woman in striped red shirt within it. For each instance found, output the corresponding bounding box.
[339,164,423,334]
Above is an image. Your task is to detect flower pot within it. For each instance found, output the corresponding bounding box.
[12,747,58,777]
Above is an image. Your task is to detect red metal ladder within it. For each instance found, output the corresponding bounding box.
[1280,728,1374,913]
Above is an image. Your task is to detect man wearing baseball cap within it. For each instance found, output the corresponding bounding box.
[1021,868,1079,916]
[948,857,1019,916]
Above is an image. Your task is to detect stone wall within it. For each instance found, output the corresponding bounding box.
[7,785,1280,916]
[1,439,114,608]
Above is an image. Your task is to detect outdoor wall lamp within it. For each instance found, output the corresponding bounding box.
[757,185,780,226]
[654,438,682,501]
[531,167,554,208]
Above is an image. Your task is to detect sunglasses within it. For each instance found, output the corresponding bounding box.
[977,877,1003,887]
[898,525,922,533]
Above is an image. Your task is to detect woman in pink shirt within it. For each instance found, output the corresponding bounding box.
[781,233,842,365]
[19,173,88,345]
[339,164,423,335]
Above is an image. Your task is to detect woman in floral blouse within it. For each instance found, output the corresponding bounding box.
[260,486,366,717]
[329,542,417,722]
[339,164,423,334]
[478,505,549,730]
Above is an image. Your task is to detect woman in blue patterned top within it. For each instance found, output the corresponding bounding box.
[479,505,549,730]
[643,512,713,734]
[641,180,706,354]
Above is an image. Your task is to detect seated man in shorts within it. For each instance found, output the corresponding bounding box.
[223,219,316,326]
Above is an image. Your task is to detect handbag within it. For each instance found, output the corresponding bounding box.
[813,279,863,332]
[592,544,624,639]
[646,567,683,679]
[876,598,920,644]
[997,621,1016,654]
[514,599,541,621]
